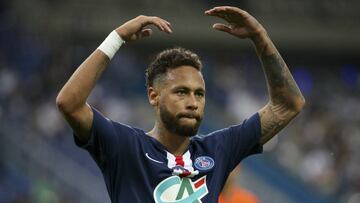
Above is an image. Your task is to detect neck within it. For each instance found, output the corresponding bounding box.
[147,121,190,156]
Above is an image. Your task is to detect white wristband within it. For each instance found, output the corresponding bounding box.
[98,30,125,59]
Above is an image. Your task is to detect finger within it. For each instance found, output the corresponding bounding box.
[164,20,171,26]
[159,20,172,33]
[150,17,172,33]
[205,11,231,23]
[205,9,229,18]
[159,19,172,33]
[205,10,226,17]
[212,23,232,33]
[165,22,173,32]
[223,6,249,17]
[205,6,227,15]
[205,6,249,18]
[153,21,165,32]
[208,6,242,13]
[140,16,164,31]
[207,6,227,12]
[137,16,172,34]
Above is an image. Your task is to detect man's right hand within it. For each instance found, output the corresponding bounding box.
[57,15,172,142]
[115,15,172,42]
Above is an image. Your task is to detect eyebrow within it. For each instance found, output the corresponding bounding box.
[173,86,205,92]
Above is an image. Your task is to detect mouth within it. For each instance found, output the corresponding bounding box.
[180,116,196,120]
[178,113,200,121]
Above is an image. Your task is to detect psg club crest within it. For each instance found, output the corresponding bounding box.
[194,156,215,171]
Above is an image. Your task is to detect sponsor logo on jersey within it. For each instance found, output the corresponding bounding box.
[194,156,214,171]
[153,175,208,203]
[145,153,164,164]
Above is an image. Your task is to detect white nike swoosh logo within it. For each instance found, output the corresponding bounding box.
[145,153,164,164]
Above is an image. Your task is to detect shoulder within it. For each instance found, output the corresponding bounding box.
[190,128,232,145]
[191,113,261,144]
[111,121,142,135]
[92,109,147,147]
[110,121,149,143]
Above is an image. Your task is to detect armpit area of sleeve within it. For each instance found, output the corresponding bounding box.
[248,112,263,155]
[73,107,101,150]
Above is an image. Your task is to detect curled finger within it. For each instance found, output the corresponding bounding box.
[139,28,153,38]
[212,23,232,33]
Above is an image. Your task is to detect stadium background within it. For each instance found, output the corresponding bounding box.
[0,0,359,202]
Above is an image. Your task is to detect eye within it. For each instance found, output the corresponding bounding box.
[176,90,186,96]
[195,92,205,98]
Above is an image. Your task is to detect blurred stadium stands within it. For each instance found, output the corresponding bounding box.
[1,0,359,203]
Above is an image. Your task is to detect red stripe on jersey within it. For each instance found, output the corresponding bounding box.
[175,155,184,167]
[180,171,191,178]
[194,177,205,189]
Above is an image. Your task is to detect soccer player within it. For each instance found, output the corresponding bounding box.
[56,6,305,203]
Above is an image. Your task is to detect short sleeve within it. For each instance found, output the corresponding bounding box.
[73,107,136,170]
[205,113,263,172]
[228,113,263,163]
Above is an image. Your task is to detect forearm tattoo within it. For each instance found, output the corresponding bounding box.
[259,50,304,143]
[261,52,302,105]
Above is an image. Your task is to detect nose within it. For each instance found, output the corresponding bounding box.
[186,93,198,111]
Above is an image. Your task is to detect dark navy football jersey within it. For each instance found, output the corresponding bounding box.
[74,107,262,203]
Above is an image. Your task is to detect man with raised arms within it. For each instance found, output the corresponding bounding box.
[56,6,305,203]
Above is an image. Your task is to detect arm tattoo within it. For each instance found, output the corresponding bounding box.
[259,103,291,144]
[261,52,302,106]
[259,50,304,143]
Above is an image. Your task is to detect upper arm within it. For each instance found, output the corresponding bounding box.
[258,103,300,145]
[60,103,93,142]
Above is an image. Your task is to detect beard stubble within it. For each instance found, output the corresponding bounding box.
[159,104,202,137]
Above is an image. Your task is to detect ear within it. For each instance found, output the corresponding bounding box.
[147,87,159,107]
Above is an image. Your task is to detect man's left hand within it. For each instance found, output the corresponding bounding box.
[205,6,266,40]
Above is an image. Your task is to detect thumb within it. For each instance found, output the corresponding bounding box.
[139,28,153,39]
[212,23,232,33]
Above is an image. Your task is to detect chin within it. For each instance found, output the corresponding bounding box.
[176,123,200,137]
